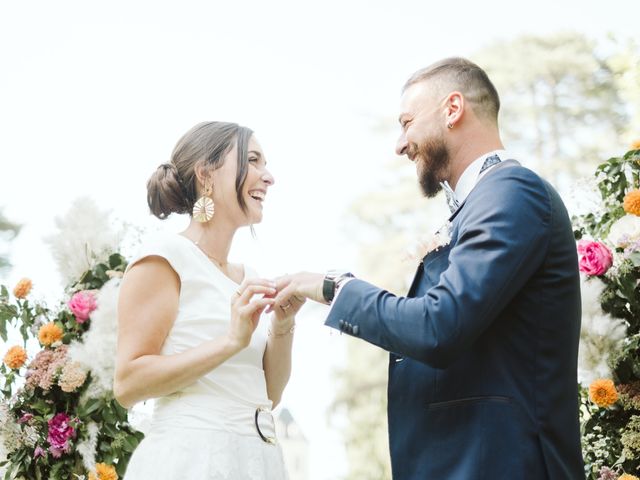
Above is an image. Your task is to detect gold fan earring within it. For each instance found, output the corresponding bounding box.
[193,183,215,223]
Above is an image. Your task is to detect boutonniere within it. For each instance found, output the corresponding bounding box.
[403,221,452,263]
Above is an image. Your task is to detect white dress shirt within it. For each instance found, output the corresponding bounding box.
[453,149,509,206]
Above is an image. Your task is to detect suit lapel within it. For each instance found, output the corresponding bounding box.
[404,160,520,297]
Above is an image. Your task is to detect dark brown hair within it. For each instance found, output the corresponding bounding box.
[404,57,500,123]
[147,122,254,220]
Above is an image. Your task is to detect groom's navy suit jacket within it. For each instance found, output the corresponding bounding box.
[326,161,584,479]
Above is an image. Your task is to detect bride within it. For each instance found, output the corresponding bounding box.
[114,121,301,479]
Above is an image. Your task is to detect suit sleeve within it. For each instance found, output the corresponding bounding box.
[325,170,552,368]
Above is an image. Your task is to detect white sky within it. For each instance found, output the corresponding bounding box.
[1,1,638,478]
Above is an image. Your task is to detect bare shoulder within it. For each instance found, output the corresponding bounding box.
[121,255,180,295]
[118,256,180,354]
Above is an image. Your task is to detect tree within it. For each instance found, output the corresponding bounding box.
[473,32,627,188]
[606,37,640,143]
[0,209,20,275]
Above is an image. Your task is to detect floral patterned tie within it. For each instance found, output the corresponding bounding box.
[479,154,501,174]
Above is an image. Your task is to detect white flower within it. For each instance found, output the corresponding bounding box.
[577,275,627,387]
[21,425,38,448]
[76,422,99,471]
[0,410,22,455]
[44,197,125,286]
[67,279,120,399]
[607,214,640,248]
[30,314,48,336]
[580,274,606,318]
[403,221,452,262]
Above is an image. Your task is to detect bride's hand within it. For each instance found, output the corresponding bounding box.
[268,287,306,335]
[228,278,276,350]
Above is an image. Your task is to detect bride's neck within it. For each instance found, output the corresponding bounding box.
[182,218,237,266]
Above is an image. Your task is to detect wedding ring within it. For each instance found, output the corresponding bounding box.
[280,302,292,311]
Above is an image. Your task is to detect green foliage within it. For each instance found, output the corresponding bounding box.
[573,147,640,478]
[0,251,141,479]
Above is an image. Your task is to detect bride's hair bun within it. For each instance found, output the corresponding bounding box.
[147,162,190,219]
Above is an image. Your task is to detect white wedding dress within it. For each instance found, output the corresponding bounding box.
[123,233,288,480]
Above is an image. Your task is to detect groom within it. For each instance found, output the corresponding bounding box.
[274,58,584,479]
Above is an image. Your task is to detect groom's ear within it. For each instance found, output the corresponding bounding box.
[444,91,464,128]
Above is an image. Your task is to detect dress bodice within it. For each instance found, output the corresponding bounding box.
[126,233,272,435]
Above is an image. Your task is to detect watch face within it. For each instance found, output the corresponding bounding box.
[323,275,337,302]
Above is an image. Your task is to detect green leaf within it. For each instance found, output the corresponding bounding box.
[0,318,6,342]
[629,251,640,267]
[109,253,126,269]
[79,398,102,417]
[101,406,116,424]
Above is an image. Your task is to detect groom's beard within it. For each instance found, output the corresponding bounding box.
[411,134,450,198]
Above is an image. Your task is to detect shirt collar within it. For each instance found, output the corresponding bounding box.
[453,149,508,205]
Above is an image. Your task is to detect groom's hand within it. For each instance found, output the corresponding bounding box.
[272,272,327,306]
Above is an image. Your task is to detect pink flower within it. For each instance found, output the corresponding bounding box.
[47,413,75,458]
[577,240,613,276]
[26,345,68,391]
[34,445,46,459]
[18,413,33,424]
[67,290,97,323]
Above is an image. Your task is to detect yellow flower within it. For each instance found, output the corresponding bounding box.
[13,278,32,299]
[631,139,640,150]
[619,474,640,480]
[624,190,640,216]
[38,322,63,347]
[589,378,618,408]
[88,463,118,480]
[3,346,27,369]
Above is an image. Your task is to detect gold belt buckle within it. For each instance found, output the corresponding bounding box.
[254,407,277,445]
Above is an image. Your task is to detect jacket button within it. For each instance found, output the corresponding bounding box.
[352,325,359,335]
[338,320,345,330]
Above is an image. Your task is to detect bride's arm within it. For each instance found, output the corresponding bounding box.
[114,256,274,409]
[262,316,294,408]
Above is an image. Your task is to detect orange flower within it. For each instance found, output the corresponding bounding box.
[624,190,640,216]
[619,474,640,480]
[88,463,118,480]
[13,278,32,299]
[38,322,63,347]
[589,378,618,408]
[3,346,27,369]
[631,139,640,150]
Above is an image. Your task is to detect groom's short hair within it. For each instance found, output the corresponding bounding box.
[404,57,500,124]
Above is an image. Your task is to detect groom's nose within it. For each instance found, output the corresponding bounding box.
[396,133,408,157]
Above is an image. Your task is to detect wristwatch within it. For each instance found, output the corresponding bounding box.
[322,271,354,304]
